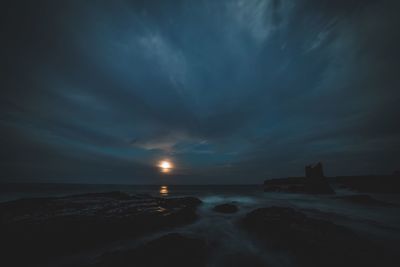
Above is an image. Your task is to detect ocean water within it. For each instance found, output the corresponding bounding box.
[1,183,400,267]
[0,183,264,202]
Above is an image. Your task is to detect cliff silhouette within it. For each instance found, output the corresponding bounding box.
[264,162,334,194]
[264,163,400,194]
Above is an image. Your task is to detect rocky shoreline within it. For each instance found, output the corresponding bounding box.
[264,163,400,194]
[0,192,201,267]
[1,191,399,267]
[240,206,396,267]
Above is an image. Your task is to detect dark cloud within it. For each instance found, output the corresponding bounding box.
[1,0,399,183]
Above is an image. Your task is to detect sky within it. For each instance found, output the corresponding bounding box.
[1,0,399,184]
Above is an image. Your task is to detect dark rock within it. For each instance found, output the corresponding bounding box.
[241,206,396,267]
[91,233,207,267]
[264,176,334,194]
[0,192,202,267]
[332,174,400,193]
[72,191,133,200]
[213,203,238,213]
[305,162,324,179]
[305,178,335,194]
[336,194,397,206]
[219,252,267,267]
[264,162,334,194]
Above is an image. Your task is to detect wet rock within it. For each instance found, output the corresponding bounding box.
[0,192,202,266]
[219,252,267,267]
[91,233,207,267]
[241,206,396,267]
[213,203,238,213]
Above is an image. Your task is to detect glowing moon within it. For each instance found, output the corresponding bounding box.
[160,161,171,169]
[159,160,173,173]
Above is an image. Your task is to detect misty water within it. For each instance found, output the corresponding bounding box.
[2,184,400,267]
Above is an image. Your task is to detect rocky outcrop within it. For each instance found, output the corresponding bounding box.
[335,194,397,206]
[0,192,202,266]
[213,203,239,213]
[240,206,396,267]
[264,162,334,194]
[90,233,207,267]
[333,174,400,193]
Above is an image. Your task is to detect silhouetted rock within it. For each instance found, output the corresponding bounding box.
[90,233,207,267]
[305,162,324,179]
[333,174,400,193]
[264,163,334,194]
[240,206,396,267]
[219,252,267,267]
[0,192,202,267]
[336,194,397,206]
[213,203,238,213]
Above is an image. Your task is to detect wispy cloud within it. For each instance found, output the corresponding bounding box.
[1,0,399,183]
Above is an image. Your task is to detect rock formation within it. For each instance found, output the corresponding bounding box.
[264,162,334,194]
[213,203,239,213]
[333,173,400,193]
[90,233,207,267]
[240,206,396,267]
[0,192,202,267]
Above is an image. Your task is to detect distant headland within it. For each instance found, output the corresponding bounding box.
[264,162,400,194]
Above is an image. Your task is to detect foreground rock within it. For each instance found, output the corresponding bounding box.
[213,203,238,213]
[241,206,398,267]
[0,192,202,266]
[91,233,207,267]
[264,162,334,194]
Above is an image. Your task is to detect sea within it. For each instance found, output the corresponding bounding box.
[1,183,400,267]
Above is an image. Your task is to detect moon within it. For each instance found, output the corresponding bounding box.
[159,160,173,173]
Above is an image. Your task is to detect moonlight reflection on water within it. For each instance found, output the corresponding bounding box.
[159,185,169,196]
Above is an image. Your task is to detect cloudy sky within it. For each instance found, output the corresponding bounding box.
[1,0,399,184]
